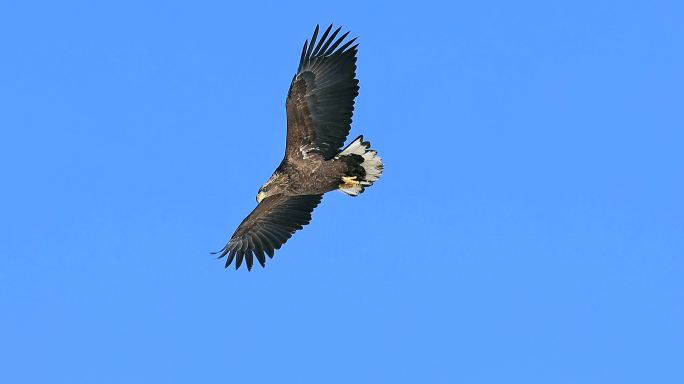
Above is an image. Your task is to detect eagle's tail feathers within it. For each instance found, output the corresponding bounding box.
[336,135,383,196]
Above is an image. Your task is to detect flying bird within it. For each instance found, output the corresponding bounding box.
[215,25,383,270]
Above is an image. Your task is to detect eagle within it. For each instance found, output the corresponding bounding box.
[215,25,383,270]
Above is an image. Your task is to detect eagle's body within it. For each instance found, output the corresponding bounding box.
[216,25,383,270]
[264,145,369,196]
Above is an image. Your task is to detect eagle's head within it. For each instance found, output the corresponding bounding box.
[256,172,280,203]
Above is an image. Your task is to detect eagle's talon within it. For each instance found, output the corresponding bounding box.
[340,176,360,188]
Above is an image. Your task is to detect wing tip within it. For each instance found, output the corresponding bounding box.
[298,24,358,70]
[217,195,323,271]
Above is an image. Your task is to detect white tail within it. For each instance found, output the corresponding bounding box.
[336,136,383,196]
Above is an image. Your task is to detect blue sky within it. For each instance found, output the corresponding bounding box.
[1,0,682,383]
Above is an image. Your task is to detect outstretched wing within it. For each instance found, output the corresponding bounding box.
[285,24,360,161]
[215,194,323,270]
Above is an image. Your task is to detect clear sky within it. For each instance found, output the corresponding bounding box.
[1,1,682,383]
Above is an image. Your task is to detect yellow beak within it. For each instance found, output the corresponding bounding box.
[256,191,266,203]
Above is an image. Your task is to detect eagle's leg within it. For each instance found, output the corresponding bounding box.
[340,176,360,189]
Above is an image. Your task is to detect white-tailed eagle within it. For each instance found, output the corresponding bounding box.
[215,25,383,270]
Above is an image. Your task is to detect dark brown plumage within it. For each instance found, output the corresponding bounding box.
[215,25,383,270]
